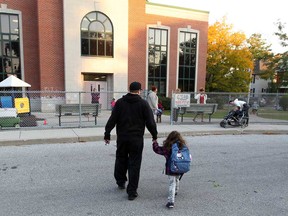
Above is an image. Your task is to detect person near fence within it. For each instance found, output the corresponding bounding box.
[152,130,189,209]
[91,88,100,104]
[193,87,207,122]
[156,99,164,123]
[251,101,259,115]
[111,98,116,111]
[173,88,181,122]
[104,81,158,201]
[229,98,249,125]
[147,85,159,115]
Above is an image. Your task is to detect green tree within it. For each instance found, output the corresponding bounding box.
[247,33,275,83]
[274,21,288,89]
[275,20,288,48]
[206,18,253,92]
[247,33,272,60]
[262,21,288,92]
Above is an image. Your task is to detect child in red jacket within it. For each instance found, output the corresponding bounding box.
[156,100,164,123]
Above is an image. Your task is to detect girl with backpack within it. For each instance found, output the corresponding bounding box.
[152,131,191,209]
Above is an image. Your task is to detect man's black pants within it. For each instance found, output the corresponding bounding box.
[114,136,144,195]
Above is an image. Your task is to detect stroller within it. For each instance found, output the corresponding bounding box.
[220,104,249,128]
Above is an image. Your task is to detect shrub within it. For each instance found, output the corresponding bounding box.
[279,95,288,111]
[158,96,171,110]
[208,96,226,109]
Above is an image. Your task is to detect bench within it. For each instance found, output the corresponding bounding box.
[55,104,99,126]
[179,103,218,123]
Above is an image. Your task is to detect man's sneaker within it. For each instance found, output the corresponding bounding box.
[128,192,138,201]
[166,202,174,208]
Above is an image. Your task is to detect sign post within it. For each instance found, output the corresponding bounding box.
[171,93,190,125]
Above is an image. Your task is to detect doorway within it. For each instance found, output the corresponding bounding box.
[83,81,107,109]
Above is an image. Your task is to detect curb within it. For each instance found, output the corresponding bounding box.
[1,129,287,147]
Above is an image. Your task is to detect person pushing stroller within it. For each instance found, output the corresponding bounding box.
[228,98,249,125]
[220,98,250,128]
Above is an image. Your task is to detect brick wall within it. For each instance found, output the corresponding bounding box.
[0,0,40,90]
[128,0,147,88]
[37,0,64,91]
[0,0,65,91]
[1,0,207,93]
[128,0,208,95]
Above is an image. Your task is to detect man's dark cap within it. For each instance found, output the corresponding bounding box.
[129,82,142,91]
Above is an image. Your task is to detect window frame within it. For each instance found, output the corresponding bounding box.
[177,28,200,93]
[80,11,114,57]
[0,10,23,82]
[147,25,170,96]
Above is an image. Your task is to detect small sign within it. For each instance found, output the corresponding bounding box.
[173,93,190,108]
[14,97,30,114]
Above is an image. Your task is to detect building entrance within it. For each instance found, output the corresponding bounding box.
[83,73,108,109]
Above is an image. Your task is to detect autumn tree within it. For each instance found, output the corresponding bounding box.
[206,18,253,92]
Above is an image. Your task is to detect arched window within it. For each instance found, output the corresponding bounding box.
[81,11,113,57]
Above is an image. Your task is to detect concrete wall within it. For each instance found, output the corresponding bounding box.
[63,0,129,92]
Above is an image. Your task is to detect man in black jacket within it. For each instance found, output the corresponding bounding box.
[104,82,158,201]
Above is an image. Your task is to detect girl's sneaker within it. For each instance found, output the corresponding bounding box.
[166,202,174,208]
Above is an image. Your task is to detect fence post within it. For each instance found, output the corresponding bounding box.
[79,92,82,127]
[170,92,174,125]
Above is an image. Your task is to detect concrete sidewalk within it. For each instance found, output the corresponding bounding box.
[1,112,288,146]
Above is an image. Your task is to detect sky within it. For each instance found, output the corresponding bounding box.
[150,0,287,53]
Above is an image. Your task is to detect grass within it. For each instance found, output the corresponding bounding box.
[256,108,288,121]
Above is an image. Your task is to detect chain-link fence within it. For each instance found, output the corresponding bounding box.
[170,92,288,125]
[0,90,287,129]
[0,90,128,129]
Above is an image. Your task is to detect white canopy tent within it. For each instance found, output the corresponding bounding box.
[0,75,31,88]
[0,75,31,114]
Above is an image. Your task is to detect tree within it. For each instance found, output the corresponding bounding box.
[274,21,288,89]
[275,20,288,48]
[206,18,253,92]
[247,33,272,60]
[246,33,274,82]
[261,21,288,92]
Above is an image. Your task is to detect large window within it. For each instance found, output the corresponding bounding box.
[81,11,113,57]
[0,13,21,81]
[148,28,168,96]
[178,31,198,92]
